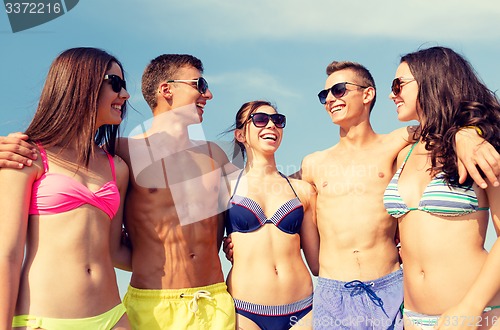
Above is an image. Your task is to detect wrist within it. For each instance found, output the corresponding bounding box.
[459,126,483,136]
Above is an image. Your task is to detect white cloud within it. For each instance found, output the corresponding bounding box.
[208,69,298,98]
[141,0,500,42]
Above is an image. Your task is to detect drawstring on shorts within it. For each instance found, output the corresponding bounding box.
[344,280,388,317]
[180,290,214,313]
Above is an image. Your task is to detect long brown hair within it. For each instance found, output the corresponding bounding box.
[402,46,500,184]
[24,47,126,167]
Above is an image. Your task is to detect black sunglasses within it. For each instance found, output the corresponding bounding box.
[166,77,209,94]
[317,82,369,104]
[391,77,415,96]
[248,112,286,129]
[104,74,127,93]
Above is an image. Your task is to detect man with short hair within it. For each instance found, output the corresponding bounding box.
[117,54,235,329]
[299,60,499,330]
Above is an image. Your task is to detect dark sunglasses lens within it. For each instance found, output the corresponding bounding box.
[198,77,208,94]
[271,114,286,128]
[332,83,347,98]
[318,83,347,104]
[392,79,400,95]
[318,90,328,104]
[252,113,269,127]
[108,75,126,93]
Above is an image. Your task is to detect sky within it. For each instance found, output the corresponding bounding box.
[1,0,500,297]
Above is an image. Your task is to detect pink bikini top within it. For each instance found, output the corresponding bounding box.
[28,143,120,219]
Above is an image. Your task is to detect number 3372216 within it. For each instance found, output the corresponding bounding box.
[5,2,61,14]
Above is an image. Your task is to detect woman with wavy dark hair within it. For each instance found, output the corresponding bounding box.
[384,46,500,330]
[0,47,131,329]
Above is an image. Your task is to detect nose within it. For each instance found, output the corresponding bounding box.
[265,117,276,129]
[202,88,213,100]
[325,90,337,104]
[388,90,396,100]
[120,87,130,100]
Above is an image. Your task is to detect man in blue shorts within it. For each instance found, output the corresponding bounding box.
[296,60,499,330]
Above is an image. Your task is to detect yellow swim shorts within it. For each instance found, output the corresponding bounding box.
[12,303,126,329]
[123,282,235,330]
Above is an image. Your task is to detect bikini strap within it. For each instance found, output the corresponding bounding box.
[279,172,300,201]
[35,141,49,173]
[230,170,245,199]
[104,151,117,181]
[403,142,418,164]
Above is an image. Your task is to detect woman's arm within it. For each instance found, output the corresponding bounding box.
[109,156,132,271]
[0,165,37,327]
[297,180,320,276]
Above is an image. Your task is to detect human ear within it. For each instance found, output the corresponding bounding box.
[235,129,246,143]
[158,83,172,98]
[363,86,375,105]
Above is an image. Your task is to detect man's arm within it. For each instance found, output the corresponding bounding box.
[455,128,500,188]
[0,133,37,168]
[394,126,500,188]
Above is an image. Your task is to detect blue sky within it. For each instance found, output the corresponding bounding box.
[2,0,500,296]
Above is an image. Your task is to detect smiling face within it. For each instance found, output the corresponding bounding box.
[167,65,213,123]
[389,62,420,123]
[235,104,283,159]
[96,61,129,128]
[323,69,369,125]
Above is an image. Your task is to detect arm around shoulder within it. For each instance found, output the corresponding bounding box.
[0,133,38,169]
[454,128,500,188]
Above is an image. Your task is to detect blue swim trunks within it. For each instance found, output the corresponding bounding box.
[313,269,403,330]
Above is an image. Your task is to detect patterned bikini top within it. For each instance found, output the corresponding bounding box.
[383,143,489,218]
[225,171,304,235]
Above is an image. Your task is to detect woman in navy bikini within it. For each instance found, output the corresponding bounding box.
[225,100,319,330]
[383,46,500,330]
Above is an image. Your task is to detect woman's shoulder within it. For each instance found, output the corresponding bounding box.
[111,154,129,181]
[27,141,47,178]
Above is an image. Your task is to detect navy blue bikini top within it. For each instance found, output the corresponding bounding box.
[225,171,304,235]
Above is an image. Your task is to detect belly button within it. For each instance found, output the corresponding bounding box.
[322,181,328,187]
[189,253,196,259]
[148,187,158,193]
[353,250,359,254]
